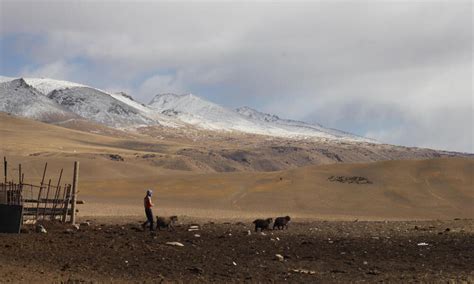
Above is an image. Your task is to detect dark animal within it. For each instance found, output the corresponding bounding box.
[273,216,291,230]
[156,215,178,231]
[253,218,273,232]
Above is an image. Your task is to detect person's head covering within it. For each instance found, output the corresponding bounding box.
[146,189,153,197]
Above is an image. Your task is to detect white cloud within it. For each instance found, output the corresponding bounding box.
[1,1,472,152]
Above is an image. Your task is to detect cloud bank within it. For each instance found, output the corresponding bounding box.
[0,1,472,152]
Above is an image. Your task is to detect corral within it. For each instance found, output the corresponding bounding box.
[0,157,82,233]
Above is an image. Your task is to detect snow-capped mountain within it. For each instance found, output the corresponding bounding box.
[236,106,372,142]
[23,77,87,94]
[0,75,374,142]
[148,93,265,132]
[110,92,183,128]
[149,94,373,142]
[47,87,156,127]
[0,77,169,127]
[0,78,78,121]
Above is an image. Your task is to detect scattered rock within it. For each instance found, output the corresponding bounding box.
[80,222,91,227]
[290,268,316,275]
[188,225,200,231]
[275,254,284,261]
[35,225,47,234]
[166,241,184,247]
[72,224,80,230]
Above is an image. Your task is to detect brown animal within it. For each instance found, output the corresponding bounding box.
[273,216,291,230]
[156,216,178,231]
[253,218,273,232]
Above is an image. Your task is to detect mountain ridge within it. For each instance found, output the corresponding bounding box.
[0,78,79,122]
[1,76,373,142]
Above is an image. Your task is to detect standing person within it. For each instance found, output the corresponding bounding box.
[142,189,154,231]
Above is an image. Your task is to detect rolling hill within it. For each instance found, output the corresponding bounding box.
[1,113,472,220]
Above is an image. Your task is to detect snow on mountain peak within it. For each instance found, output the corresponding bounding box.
[236,106,281,123]
[0,78,78,121]
[148,93,374,142]
[23,77,87,95]
[47,87,156,127]
[115,92,135,101]
[148,93,220,114]
[0,75,375,142]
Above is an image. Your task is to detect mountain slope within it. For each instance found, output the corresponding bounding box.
[0,78,78,122]
[149,93,374,142]
[110,92,183,128]
[0,77,183,128]
[47,87,157,127]
[236,106,373,142]
[149,93,267,132]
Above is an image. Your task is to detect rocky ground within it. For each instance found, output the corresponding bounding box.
[0,218,473,282]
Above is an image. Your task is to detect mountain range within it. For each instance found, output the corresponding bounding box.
[0,76,373,143]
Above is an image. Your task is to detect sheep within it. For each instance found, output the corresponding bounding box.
[156,215,178,231]
[273,216,291,230]
[252,218,273,232]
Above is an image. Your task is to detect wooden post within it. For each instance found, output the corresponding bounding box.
[18,164,21,185]
[70,161,79,224]
[2,157,6,203]
[3,157,7,184]
[50,169,63,220]
[18,164,22,203]
[62,185,71,223]
[35,163,48,221]
[42,179,51,220]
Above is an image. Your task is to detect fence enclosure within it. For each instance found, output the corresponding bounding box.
[0,158,81,233]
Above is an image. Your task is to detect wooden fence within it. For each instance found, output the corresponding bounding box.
[0,157,81,226]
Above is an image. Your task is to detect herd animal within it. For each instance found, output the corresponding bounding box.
[150,215,292,232]
[253,216,291,232]
[156,215,178,231]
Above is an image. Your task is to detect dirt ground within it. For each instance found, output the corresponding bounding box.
[0,217,473,283]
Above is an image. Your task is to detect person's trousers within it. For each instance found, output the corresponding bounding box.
[143,208,154,231]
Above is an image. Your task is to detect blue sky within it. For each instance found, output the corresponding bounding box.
[0,1,472,152]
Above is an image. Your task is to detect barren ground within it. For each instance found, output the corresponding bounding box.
[0,218,473,282]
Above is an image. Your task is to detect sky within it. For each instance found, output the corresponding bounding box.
[0,0,472,153]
